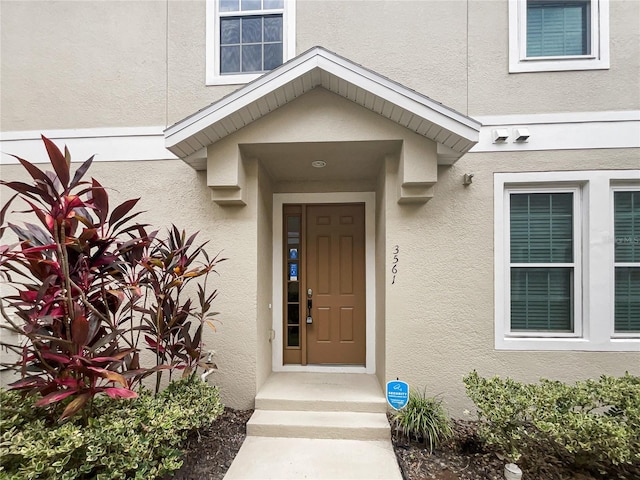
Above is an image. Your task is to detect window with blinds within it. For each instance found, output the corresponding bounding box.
[614,190,640,333]
[508,0,609,73]
[509,192,576,332]
[526,0,590,57]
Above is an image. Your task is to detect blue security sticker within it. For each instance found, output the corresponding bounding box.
[289,248,298,259]
[386,380,409,410]
[289,262,298,281]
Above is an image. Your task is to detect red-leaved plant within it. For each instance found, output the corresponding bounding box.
[0,136,222,421]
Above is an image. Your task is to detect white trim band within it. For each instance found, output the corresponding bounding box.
[472,111,640,152]
[2,109,638,165]
[0,127,177,164]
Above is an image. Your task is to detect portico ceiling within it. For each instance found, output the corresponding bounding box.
[164,47,481,163]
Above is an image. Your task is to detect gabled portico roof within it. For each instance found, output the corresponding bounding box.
[164,47,481,159]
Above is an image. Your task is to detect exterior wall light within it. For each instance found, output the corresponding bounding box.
[492,128,510,143]
[513,128,530,142]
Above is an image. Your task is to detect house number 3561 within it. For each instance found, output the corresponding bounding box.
[391,245,399,284]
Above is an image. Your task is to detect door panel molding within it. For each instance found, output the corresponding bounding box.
[306,204,365,364]
[272,192,376,374]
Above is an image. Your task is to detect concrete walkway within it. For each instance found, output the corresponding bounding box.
[223,372,403,480]
[223,436,402,479]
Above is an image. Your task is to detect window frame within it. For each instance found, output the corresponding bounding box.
[495,170,640,352]
[505,187,583,338]
[611,185,640,338]
[206,0,296,85]
[508,0,610,73]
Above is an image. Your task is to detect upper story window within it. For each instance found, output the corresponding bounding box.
[206,0,296,85]
[508,0,610,72]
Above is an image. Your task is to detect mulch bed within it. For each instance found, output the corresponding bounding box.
[390,418,601,480]
[167,408,253,480]
[168,409,623,480]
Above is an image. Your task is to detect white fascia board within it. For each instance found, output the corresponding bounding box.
[165,50,323,148]
[475,110,640,126]
[165,47,481,155]
[472,110,640,152]
[1,127,176,164]
[315,51,481,137]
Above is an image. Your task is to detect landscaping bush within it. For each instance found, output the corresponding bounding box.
[463,371,640,477]
[392,388,453,453]
[0,377,224,480]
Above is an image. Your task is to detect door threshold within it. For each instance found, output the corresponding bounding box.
[275,364,369,374]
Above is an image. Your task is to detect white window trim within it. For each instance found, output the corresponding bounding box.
[495,170,640,352]
[205,0,296,86]
[611,185,640,339]
[505,186,582,338]
[271,192,376,374]
[508,0,610,73]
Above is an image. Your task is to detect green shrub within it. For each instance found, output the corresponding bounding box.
[0,378,224,480]
[392,388,453,453]
[463,371,640,476]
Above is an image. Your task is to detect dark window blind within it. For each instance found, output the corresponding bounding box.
[510,192,574,331]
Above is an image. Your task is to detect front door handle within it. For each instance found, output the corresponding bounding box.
[307,289,313,324]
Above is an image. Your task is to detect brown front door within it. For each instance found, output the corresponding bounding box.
[282,203,366,365]
[306,204,366,364]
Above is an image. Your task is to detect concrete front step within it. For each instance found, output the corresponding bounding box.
[247,409,391,440]
[223,373,402,479]
[254,372,387,413]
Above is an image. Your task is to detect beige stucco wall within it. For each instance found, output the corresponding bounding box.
[0,0,169,130]
[374,158,387,390]
[2,0,638,132]
[256,160,274,391]
[1,0,639,411]
[383,148,640,415]
[467,0,640,115]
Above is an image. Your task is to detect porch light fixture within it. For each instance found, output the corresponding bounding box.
[311,160,327,168]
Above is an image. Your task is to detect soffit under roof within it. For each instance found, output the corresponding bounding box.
[164,47,481,159]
